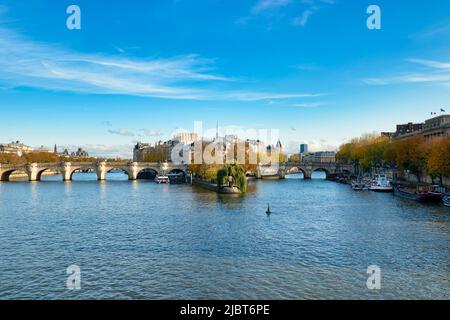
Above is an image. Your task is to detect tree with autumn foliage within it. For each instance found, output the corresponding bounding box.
[426,137,450,185]
[189,164,221,182]
[336,133,392,174]
[23,152,61,163]
[142,150,168,163]
[394,136,430,182]
[338,132,450,185]
[0,153,26,164]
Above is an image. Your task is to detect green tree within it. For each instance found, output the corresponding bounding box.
[217,163,247,193]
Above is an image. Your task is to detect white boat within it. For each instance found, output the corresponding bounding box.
[369,174,393,192]
[154,175,170,184]
[444,196,450,207]
[351,181,368,191]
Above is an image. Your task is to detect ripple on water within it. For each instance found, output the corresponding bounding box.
[0,174,449,299]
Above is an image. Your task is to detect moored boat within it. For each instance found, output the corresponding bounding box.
[260,174,281,180]
[369,174,393,192]
[351,181,368,191]
[154,175,170,184]
[394,184,444,203]
[443,196,450,207]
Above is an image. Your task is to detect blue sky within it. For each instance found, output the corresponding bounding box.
[0,0,449,157]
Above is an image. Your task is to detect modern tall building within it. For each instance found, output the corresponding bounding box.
[300,144,308,154]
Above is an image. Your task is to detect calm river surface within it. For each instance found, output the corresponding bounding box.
[0,172,448,300]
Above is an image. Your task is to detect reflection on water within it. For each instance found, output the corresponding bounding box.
[0,172,448,299]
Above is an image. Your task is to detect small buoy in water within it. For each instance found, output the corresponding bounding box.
[266,203,271,215]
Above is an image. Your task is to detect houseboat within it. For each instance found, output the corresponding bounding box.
[393,184,444,203]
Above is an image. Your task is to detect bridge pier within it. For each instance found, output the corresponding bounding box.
[61,162,72,181]
[127,162,139,181]
[27,163,39,181]
[96,162,107,181]
[256,167,262,179]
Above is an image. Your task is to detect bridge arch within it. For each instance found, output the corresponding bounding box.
[106,167,130,174]
[0,169,29,182]
[312,167,330,179]
[35,168,63,181]
[69,167,97,180]
[285,166,308,179]
[167,168,187,175]
[136,167,159,180]
[167,168,187,184]
[286,166,306,175]
[103,167,131,180]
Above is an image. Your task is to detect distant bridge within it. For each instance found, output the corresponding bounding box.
[257,162,355,179]
[282,162,354,179]
[0,162,188,182]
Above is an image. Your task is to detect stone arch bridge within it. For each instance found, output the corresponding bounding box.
[0,162,189,182]
[258,162,355,179]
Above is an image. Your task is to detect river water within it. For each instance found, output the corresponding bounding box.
[0,172,448,300]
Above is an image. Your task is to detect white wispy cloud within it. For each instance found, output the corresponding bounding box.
[224,91,320,101]
[252,0,291,13]
[292,10,314,26]
[245,0,335,27]
[139,129,162,137]
[363,74,450,85]
[107,127,163,138]
[283,139,338,154]
[107,128,135,137]
[409,23,450,40]
[291,102,325,108]
[406,58,450,70]
[291,0,335,27]
[363,58,450,86]
[0,25,317,102]
[294,63,322,71]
